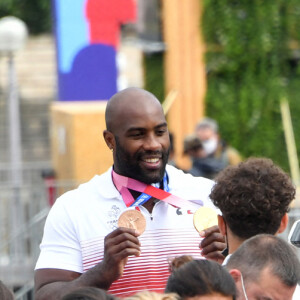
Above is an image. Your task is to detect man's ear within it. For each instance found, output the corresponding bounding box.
[218,215,226,237]
[229,269,242,284]
[277,212,289,234]
[229,269,245,299]
[103,130,115,151]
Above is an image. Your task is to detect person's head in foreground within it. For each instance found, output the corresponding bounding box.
[226,234,300,300]
[124,291,180,300]
[210,157,295,253]
[165,258,236,300]
[104,87,170,185]
[0,281,14,300]
[61,287,117,300]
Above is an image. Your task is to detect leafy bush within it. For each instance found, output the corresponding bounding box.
[144,52,165,103]
[202,0,300,172]
[0,0,51,34]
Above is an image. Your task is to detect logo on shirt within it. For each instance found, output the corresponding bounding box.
[107,205,120,230]
[176,208,194,215]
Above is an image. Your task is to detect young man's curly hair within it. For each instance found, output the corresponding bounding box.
[210,157,295,239]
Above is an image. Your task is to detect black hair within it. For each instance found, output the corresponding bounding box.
[165,259,236,299]
[61,287,117,300]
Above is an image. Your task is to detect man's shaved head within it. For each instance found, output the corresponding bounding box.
[103,87,169,183]
[105,87,163,133]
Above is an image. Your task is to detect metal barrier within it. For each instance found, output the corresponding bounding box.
[15,280,34,300]
[0,160,78,299]
[0,183,49,289]
[0,161,53,186]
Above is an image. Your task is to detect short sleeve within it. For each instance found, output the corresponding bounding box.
[35,196,83,273]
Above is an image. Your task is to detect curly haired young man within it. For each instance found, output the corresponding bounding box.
[210,157,298,299]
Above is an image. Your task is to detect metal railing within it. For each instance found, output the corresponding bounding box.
[0,161,78,299]
[0,183,49,288]
[0,161,53,185]
[15,280,34,300]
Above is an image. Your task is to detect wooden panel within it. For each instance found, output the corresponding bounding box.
[162,0,206,169]
[51,101,113,184]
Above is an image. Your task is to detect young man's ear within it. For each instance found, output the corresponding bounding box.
[229,269,242,284]
[277,212,289,234]
[218,215,226,237]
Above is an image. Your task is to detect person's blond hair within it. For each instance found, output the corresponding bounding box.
[125,291,180,300]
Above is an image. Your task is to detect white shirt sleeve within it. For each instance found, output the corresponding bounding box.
[35,195,83,273]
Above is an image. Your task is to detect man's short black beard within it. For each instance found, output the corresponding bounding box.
[114,136,169,184]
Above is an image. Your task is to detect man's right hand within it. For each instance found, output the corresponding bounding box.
[34,227,141,300]
[97,227,141,286]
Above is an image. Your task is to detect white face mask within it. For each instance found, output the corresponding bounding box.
[202,137,218,155]
[241,273,249,300]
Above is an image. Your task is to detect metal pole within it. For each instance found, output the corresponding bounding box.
[7,52,23,262]
[8,53,22,186]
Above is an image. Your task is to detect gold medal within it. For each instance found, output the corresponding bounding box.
[118,210,146,235]
[193,206,218,232]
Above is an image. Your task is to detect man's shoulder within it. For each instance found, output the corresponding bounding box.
[166,164,215,207]
[78,167,112,191]
[55,167,118,205]
[166,164,214,186]
[224,146,242,165]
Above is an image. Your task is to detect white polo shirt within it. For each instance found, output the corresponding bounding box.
[35,165,216,297]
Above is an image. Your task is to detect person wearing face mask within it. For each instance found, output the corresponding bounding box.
[226,234,300,300]
[195,118,242,172]
[183,134,226,179]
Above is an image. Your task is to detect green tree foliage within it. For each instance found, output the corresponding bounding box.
[0,0,51,34]
[202,0,300,171]
[144,52,165,103]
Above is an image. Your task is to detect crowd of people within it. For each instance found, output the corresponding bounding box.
[2,87,299,299]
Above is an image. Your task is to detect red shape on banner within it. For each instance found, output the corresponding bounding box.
[85,0,136,48]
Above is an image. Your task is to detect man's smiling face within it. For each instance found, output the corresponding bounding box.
[111,90,170,184]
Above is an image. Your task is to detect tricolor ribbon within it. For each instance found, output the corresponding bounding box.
[112,170,202,211]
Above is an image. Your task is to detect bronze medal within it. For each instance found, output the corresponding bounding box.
[118,210,146,235]
[193,206,218,232]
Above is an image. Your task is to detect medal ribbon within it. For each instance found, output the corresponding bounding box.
[133,174,169,206]
[112,170,202,210]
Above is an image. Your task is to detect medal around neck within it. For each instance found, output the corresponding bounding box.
[193,207,218,232]
[118,210,146,236]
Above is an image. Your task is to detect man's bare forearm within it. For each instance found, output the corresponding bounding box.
[35,263,116,300]
[35,228,140,300]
